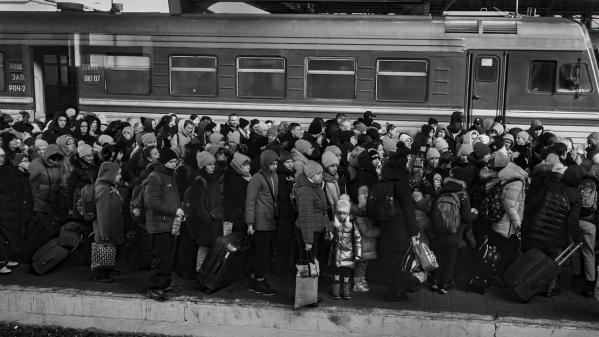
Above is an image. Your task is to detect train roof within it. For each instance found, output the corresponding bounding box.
[0,12,591,51]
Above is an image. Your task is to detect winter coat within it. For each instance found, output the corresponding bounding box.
[185,171,222,247]
[295,173,329,244]
[174,162,198,201]
[42,113,71,144]
[144,165,179,234]
[65,154,101,212]
[492,162,528,238]
[93,164,125,245]
[276,163,297,239]
[465,154,488,209]
[529,168,583,248]
[0,166,33,227]
[433,177,475,246]
[330,217,362,268]
[29,144,65,214]
[513,144,531,171]
[351,204,379,260]
[351,151,379,201]
[170,120,193,157]
[224,167,249,232]
[248,132,268,160]
[291,148,309,178]
[245,154,279,231]
[323,171,342,220]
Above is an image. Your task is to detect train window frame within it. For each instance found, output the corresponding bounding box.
[375,59,428,103]
[305,57,357,100]
[475,56,499,82]
[0,52,4,92]
[236,56,286,99]
[556,62,593,94]
[169,55,218,97]
[528,61,557,94]
[99,54,152,96]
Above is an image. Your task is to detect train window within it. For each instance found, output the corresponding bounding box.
[236,57,285,98]
[557,63,591,93]
[376,59,428,102]
[169,56,217,97]
[529,61,556,93]
[103,55,151,95]
[306,58,355,99]
[0,53,4,91]
[475,56,498,82]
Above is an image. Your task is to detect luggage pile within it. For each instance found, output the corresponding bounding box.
[31,222,92,275]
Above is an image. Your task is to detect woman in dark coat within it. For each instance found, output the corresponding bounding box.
[93,161,125,282]
[42,112,71,144]
[223,152,252,233]
[375,152,419,301]
[65,144,101,219]
[351,148,380,201]
[272,151,297,274]
[72,119,96,146]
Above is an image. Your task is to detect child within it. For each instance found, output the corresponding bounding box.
[351,187,380,293]
[330,195,362,300]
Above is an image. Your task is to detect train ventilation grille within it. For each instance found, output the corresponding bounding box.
[444,20,479,33]
[482,21,518,34]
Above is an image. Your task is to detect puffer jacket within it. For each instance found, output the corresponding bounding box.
[330,217,362,268]
[93,162,124,245]
[291,148,309,178]
[170,119,193,157]
[492,162,528,238]
[144,164,179,234]
[29,144,65,213]
[245,150,279,231]
[351,204,379,260]
[295,173,329,244]
[529,166,583,248]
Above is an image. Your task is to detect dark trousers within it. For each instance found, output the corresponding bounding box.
[0,223,25,263]
[383,250,408,296]
[252,230,274,279]
[147,232,175,290]
[334,266,352,280]
[176,223,198,276]
[295,228,320,263]
[432,241,459,288]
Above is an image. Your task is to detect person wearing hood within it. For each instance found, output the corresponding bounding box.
[85,115,102,140]
[29,144,66,218]
[174,143,200,201]
[291,139,313,178]
[194,119,217,148]
[445,111,465,153]
[42,112,70,144]
[92,162,124,283]
[528,119,544,147]
[375,152,419,301]
[170,119,195,157]
[32,139,49,161]
[65,144,102,220]
[322,150,344,221]
[272,151,297,275]
[135,118,156,146]
[302,119,326,162]
[144,148,185,301]
[72,119,95,146]
[117,126,136,163]
[0,153,33,274]
[586,132,599,161]
[245,150,279,296]
[155,115,177,150]
[351,148,381,201]
[525,165,583,297]
[224,152,252,233]
[0,132,22,164]
[358,111,381,129]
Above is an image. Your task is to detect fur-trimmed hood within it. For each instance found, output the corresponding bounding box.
[440,176,466,193]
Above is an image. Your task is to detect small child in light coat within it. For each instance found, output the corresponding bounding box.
[351,186,380,292]
[330,195,362,300]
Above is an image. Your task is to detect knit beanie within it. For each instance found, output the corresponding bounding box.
[122,126,134,137]
[307,120,323,135]
[11,153,28,167]
[503,133,514,144]
[294,139,313,155]
[381,136,397,153]
[304,160,323,179]
[77,144,93,158]
[366,128,380,141]
[545,153,560,166]
[491,151,509,169]
[207,144,223,156]
[336,199,351,214]
[141,133,157,147]
[491,123,505,136]
[65,108,77,118]
[516,131,530,144]
[473,143,491,159]
[255,122,269,134]
[196,151,215,169]
[367,148,380,162]
[34,139,48,149]
[399,133,413,145]
[434,137,449,151]
[232,151,250,167]
[458,143,474,157]
[209,133,224,145]
[158,148,177,164]
[229,131,241,144]
[98,134,114,146]
[324,145,341,157]
[428,117,438,126]
[279,150,292,163]
[358,185,369,196]
[321,151,340,168]
[426,147,440,160]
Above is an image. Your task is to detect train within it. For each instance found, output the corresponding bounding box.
[0,11,598,142]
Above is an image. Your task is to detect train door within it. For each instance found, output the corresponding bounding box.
[33,47,77,119]
[467,51,507,123]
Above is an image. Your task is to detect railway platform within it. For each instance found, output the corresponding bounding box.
[1,253,599,337]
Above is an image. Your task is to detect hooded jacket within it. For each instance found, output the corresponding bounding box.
[295,173,328,244]
[185,167,222,247]
[245,150,279,231]
[72,119,96,146]
[144,164,179,234]
[93,162,124,244]
[330,216,362,268]
[42,112,71,144]
[171,119,193,157]
[224,161,250,232]
[29,144,65,213]
[65,153,101,212]
[492,162,529,238]
[291,147,309,178]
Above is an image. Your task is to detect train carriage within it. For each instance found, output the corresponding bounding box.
[0,11,597,142]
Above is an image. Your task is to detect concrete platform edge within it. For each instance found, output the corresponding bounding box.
[0,285,598,337]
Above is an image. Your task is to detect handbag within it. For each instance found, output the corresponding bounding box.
[294,251,319,308]
[411,234,438,272]
[90,242,117,271]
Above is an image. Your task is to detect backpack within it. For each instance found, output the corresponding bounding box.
[76,184,96,221]
[130,178,150,223]
[367,181,397,221]
[431,192,462,234]
[579,178,598,215]
[482,178,525,223]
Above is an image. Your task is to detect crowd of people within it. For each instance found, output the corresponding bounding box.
[0,108,597,303]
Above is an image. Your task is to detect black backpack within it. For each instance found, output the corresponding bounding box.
[367,181,397,221]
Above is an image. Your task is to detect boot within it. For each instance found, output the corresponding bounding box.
[342,281,352,300]
[353,277,368,293]
[331,282,341,300]
[361,277,370,292]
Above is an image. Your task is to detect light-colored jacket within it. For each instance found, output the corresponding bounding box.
[492,162,528,238]
[330,216,362,268]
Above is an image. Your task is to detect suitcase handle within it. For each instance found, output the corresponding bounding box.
[555,242,583,266]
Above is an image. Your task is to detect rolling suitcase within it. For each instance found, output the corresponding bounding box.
[58,221,89,249]
[196,232,252,293]
[31,238,70,275]
[503,242,582,302]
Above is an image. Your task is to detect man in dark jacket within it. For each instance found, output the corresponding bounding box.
[245,150,279,296]
[144,148,184,301]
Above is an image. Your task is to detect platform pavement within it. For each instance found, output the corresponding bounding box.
[1,255,599,337]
